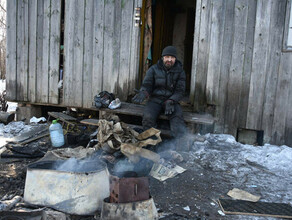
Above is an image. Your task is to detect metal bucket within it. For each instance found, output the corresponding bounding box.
[100,197,158,220]
[24,159,110,215]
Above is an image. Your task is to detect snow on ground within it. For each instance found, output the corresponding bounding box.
[190,134,292,206]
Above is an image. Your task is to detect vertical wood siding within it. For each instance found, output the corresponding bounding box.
[191,0,292,146]
[6,0,61,104]
[63,0,142,107]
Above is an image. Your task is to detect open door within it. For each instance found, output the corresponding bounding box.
[139,0,196,94]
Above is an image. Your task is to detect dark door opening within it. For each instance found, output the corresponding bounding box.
[139,0,196,95]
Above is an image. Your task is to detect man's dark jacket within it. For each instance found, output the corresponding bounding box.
[140,59,186,104]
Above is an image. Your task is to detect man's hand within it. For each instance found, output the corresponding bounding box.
[132,91,148,104]
[164,100,174,115]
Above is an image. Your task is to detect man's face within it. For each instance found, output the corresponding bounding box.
[163,56,176,69]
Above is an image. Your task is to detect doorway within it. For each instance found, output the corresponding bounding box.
[139,0,196,94]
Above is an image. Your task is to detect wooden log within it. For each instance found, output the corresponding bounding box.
[0,112,15,124]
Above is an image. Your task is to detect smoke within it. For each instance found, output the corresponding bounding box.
[54,152,105,173]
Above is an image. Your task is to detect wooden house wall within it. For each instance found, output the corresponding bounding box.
[191,0,292,146]
[6,0,142,108]
[63,0,142,108]
[6,0,61,104]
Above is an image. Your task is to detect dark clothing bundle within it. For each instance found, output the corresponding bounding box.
[140,59,187,137]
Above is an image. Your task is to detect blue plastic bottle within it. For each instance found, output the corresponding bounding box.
[49,120,65,147]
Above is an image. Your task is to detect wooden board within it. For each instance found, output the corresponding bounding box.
[40,0,51,103]
[103,0,116,93]
[213,0,235,133]
[190,0,202,104]
[6,0,17,101]
[192,0,211,112]
[117,0,134,100]
[129,0,142,95]
[218,199,292,218]
[261,0,286,143]
[63,0,84,107]
[48,111,77,121]
[206,0,225,105]
[94,102,216,125]
[224,0,249,137]
[91,0,104,99]
[16,0,29,101]
[36,0,44,103]
[28,0,38,103]
[271,53,292,145]
[80,119,99,126]
[49,0,61,104]
[238,0,256,128]
[246,0,272,130]
[284,53,292,146]
[82,0,94,108]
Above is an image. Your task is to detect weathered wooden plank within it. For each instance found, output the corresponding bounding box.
[129,0,142,96]
[117,0,134,100]
[82,0,94,108]
[103,0,115,93]
[271,53,292,145]
[17,0,29,101]
[238,0,256,128]
[192,0,212,112]
[91,0,104,99]
[246,0,272,130]
[284,55,292,147]
[39,0,51,103]
[63,0,84,106]
[206,0,225,105]
[262,0,286,143]
[213,0,235,133]
[36,0,44,103]
[63,0,74,105]
[94,102,215,125]
[28,0,37,103]
[190,0,202,105]
[6,0,17,101]
[224,0,249,137]
[73,0,84,106]
[16,0,23,100]
[49,0,61,104]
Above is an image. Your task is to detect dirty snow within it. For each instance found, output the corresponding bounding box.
[0,79,18,112]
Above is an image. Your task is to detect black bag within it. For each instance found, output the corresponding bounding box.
[94,91,115,108]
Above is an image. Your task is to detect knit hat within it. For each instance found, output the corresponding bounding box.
[162,46,177,58]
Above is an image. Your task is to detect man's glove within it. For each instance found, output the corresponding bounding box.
[164,100,175,115]
[132,90,148,104]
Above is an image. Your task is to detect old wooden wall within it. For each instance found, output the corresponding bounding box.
[6,0,142,108]
[63,0,141,108]
[6,0,61,104]
[191,0,292,146]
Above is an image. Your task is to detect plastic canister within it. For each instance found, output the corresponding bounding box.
[49,120,65,147]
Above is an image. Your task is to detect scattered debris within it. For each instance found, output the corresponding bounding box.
[150,162,186,181]
[227,188,260,202]
[0,195,22,211]
[29,116,46,124]
[218,198,292,219]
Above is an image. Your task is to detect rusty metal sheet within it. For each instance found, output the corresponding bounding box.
[110,175,149,203]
